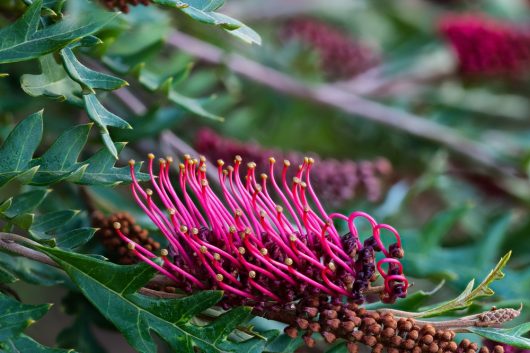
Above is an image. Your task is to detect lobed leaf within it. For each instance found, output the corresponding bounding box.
[38,245,260,353]
[0,0,116,64]
[0,293,50,342]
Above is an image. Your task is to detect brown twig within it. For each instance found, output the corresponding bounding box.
[165,30,516,178]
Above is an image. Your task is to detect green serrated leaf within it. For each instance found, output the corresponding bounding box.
[29,123,91,185]
[152,0,260,44]
[2,334,76,353]
[21,54,83,106]
[0,267,17,284]
[468,323,530,349]
[168,89,224,121]
[0,0,117,64]
[415,252,512,317]
[0,293,50,341]
[61,47,128,92]
[30,210,79,239]
[38,245,255,353]
[55,227,96,249]
[78,142,148,185]
[1,189,51,219]
[0,111,43,187]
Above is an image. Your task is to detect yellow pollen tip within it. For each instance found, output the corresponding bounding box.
[193,158,199,165]
[245,227,251,235]
[127,242,136,250]
[128,159,136,166]
[199,165,207,172]
[238,247,246,255]
[276,205,283,213]
[289,234,297,242]
[217,159,224,166]
[229,226,236,233]
[201,179,208,186]
[249,270,256,278]
[293,177,301,184]
[255,185,262,192]
[304,157,309,163]
[235,209,243,217]
[146,189,153,196]
[179,163,185,170]
[200,155,206,162]
[199,246,208,254]
[260,248,268,256]
[166,156,173,163]
[216,274,224,282]
[184,154,191,160]
[308,157,315,164]
[247,162,256,169]
[259,210,267,218]
[285,258,293,266]
[301,182,307,188]
[328,262,336,271]
[168,208,176,215]
[227,166,234,172]
[147,153,155,159]
[269,157,276,163]
[113,222,121,230]
[303,205,310,213]
[283,160,290,167]
[222,169,228,176]
[235,155,242,163]
[160,249,169,256]
[159,158,166,165]
[213,253,221,261]
[191,228,199,235]
[260,173,268,179]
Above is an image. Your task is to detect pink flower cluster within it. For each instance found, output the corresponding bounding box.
[115,154,408,307]
[282,18,381,80]
[440,14,530,76]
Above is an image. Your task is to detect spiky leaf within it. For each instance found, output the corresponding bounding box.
[0,293,50,341]
[38,245,254,353]
[468,323,530,350]
[0,0,116,64]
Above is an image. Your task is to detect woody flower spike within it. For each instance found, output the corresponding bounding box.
[115,154,408,308]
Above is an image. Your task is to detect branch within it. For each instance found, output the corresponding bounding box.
[166,30,516,177]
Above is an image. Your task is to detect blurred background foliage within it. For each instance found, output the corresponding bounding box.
[0,0,529,352]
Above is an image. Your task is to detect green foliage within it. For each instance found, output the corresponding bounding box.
[0,111,147,187]
[413,252,511,317]
[0,293,71,352]
[468,323,530,350]
[0,0,115,64]
[38,245,268,353]
[152,0,261,44]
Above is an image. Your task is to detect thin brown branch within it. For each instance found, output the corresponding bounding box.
[166,30,516,178]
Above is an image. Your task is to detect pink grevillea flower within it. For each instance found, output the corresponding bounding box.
[439,14,530,76]
[114,154,408,307]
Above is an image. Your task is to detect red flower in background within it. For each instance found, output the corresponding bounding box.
[439,14,530,76]
[282,18,381,80]
[195,128,393,207]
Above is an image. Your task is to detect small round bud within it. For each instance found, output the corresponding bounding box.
[191,228,199,235]
[284,258,293,266]
[180,225,188,233]
[238,247,246,255]
[160,249,168,256]
[248,270,256,278]
[145,189,153,196]
[199,246,208,254]
[260,248,268,256]
[215,274,223,282]
[213,253,221,261]
[127,242,135,250]
[113,222,121,229]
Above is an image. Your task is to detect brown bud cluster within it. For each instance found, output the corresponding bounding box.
[100,0,150,13]
[284,296,506,353]
[92,211,160,264]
